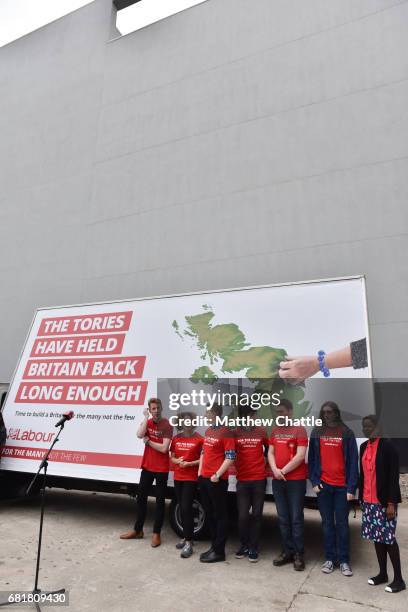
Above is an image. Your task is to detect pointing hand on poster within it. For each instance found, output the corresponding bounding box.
[279,339,367,383]
[279,355,320,383]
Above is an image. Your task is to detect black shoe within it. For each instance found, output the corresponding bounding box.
[248,550,259,563]
[235,545,249,559]
[293,553,305,571]
[368,573,388,586]
[200,550,226,563]
[199,547,214,561]
[385,580,406,593]
[273,551,294,566]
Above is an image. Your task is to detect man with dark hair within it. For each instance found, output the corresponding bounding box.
[198,404,236,563]
[268,399,308,571]
[234,406,269,563]
[120,398,173,547]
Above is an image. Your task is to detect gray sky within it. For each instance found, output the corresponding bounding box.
[0,0,206,47]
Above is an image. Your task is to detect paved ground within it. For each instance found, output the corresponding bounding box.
[0,491,407,611]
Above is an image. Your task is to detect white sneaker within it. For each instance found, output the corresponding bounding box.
[340,563,353,577]
[321,560,334,574]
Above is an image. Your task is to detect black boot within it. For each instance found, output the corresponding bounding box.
[200,550,226,563]
[293,553,305,571]
[273,551,294,566]
[199,547,214,561]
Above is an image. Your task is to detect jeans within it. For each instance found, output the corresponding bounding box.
[236,479,266,551]
[134,469,168,534]
[199,477,228,555]
[272,479,306,555]
[317,482,350,564]
[174,480,197,541]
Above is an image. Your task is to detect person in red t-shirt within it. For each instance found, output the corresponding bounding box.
[308,401,358,577]
[170,412,203,559]
[234,408,269,563]
[198,404,236,563]
[120,398,172,548]
[268,399,308,571]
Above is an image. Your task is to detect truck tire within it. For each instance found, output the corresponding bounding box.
[168,496,209,540]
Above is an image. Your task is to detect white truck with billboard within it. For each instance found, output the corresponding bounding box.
[0,276,372,537]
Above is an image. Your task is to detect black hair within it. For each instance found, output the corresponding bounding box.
[277,398,293,412]
[207,403,222,418]
[362,414,381,435]
[319,401,344,425]
[178,411,196,423]
[238,403,256,418]
[362,414,378,426]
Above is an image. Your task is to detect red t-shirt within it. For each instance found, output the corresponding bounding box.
[234,426,268,481]
[201,426,236,480]
[170,433,204,481]
[362,438,380,503]
[142,418,173,473]
[269,425,308,480]
[319,428,345,487]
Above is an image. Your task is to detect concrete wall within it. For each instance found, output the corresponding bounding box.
[0,0,407,380]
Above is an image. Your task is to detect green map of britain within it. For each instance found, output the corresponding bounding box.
[172,305,310,419]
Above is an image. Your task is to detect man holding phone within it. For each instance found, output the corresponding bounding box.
[120,397,173,547]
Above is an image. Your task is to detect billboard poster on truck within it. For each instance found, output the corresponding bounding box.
[0,276,372,487]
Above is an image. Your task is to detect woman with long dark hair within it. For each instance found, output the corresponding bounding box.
[360,414,405,593]
[308,401,358,577]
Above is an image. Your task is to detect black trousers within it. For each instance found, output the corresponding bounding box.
[134,469,168,534]
[236,479,266,551]
[174,480,197,541]
[199,477,228,555]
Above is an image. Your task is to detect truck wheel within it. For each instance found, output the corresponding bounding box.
[168,497,209,540]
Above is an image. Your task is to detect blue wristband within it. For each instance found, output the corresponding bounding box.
[318,350,330,377]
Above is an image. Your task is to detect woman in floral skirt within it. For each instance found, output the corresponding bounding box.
[359,414,405,594]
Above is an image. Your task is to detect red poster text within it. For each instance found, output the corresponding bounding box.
[37,311,133,336]
[15,381,147,406]
[30,334,125,357]
[23,356,146,380]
